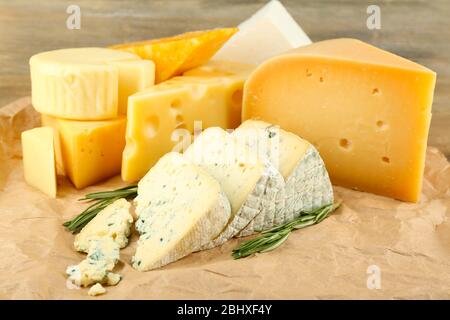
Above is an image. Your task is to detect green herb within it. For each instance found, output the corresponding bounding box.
[231,202,341,259]
[63,184,138,233]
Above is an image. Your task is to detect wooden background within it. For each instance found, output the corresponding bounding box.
[0,0,449,156]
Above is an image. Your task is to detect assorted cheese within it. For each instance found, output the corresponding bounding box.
[74,198,133,253]
[121,61,254,182]
[133,152,231,271]
[242,38,436,202]
[30,48,155,120]
[21,127,57,197]
[214,0,311,64]
[111,28,238,83]
[41,115,126,189]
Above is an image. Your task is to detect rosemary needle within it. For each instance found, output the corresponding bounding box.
[63,184,138,233]
[232,202,341,259]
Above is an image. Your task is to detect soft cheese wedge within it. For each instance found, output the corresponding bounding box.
[111,28,238,83]
[133,152,231,271]
[232,120,334,236]
[30,48,155,120]
[74,199,133,253]
[122,61,254,182]
[214,0,311,64]
[21,127,57,197]
[243,38,436,202]
[183,127,284,249]
[67,238,122,287]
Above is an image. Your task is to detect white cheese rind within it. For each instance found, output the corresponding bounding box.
[183,127,284,249]
[232,120,334,236]
[133,152,231,271]
[74,198,133,253]
[66,238,121,287]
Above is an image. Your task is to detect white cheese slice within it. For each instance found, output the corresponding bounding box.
[232,120,334,236]
[214,0,312,64]
[74,198,134,253]
[183,127,284,249]
[66,238,121,287]
[132,152,231,271]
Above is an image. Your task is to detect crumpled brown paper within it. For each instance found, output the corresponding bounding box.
[0,97,449,300]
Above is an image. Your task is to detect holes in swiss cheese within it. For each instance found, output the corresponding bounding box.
[319,76,324,83]
[382,156,390,164]
[306,68,312,77]
[372,88,380,95]
[145,115,159,138]
[339,138,352,150]
[376,120,388,130]
[170,99,181,109]
[175,114,186,129]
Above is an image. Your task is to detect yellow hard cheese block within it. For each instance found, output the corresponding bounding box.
[21,127,57,197]
[42,115,126,189]
[111,28,237,83]
[122,61,255,182]
[243,38,436,202]
[30,48,155,120]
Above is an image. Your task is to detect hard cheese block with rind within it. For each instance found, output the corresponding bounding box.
[232,120,334,236]
[243,38,436,202]
[214,0,311,64]
[30,48,154,120]
[133,152,231,271]
[42,115,126,189]
[183,127,284,249]
[21,127,57,197]
[111,28,238,83]
[121,61,254,182]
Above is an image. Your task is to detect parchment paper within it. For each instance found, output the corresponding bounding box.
[0,97,449,300]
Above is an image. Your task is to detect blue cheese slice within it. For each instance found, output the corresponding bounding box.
[66,238,122,287]
[88,283,106,296]
[183,127,284,249]
[74,198,133,253]
[132,152,231,271]
[232,120,334,236]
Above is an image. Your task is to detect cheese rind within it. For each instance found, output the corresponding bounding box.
[133,152,231,271]
[121,62,254,182]
[232,120,333,236]
[74,199,133,253]
[21,127,57,197]
[183,127,284,249]
[214,0,311,64]
[41,115,126,189]
[243,39,436,202]
[30,48,153,120]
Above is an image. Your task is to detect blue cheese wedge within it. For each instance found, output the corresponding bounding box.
[232,120,334,236]
[74,198,133,253]
[133,152,231,271]
[66,238,121,287]
[88,283,106,296]
[183,127,284,249]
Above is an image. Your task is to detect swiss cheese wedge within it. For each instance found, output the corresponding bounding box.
[111,28,238,83]
[243,38,436,202]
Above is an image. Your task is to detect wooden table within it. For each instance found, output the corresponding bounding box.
[1,0,449,156]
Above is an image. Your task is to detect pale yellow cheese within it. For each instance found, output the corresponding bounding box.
[121,61,255,182]
[30,48,154,120]
[21,127,57,197]
[42,115,126,189]
[243,38,436,202]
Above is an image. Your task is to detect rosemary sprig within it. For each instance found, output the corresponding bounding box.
[63,185,138,233]
[232,202,341,259]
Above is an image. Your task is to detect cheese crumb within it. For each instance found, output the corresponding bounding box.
[88,283,106,296]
